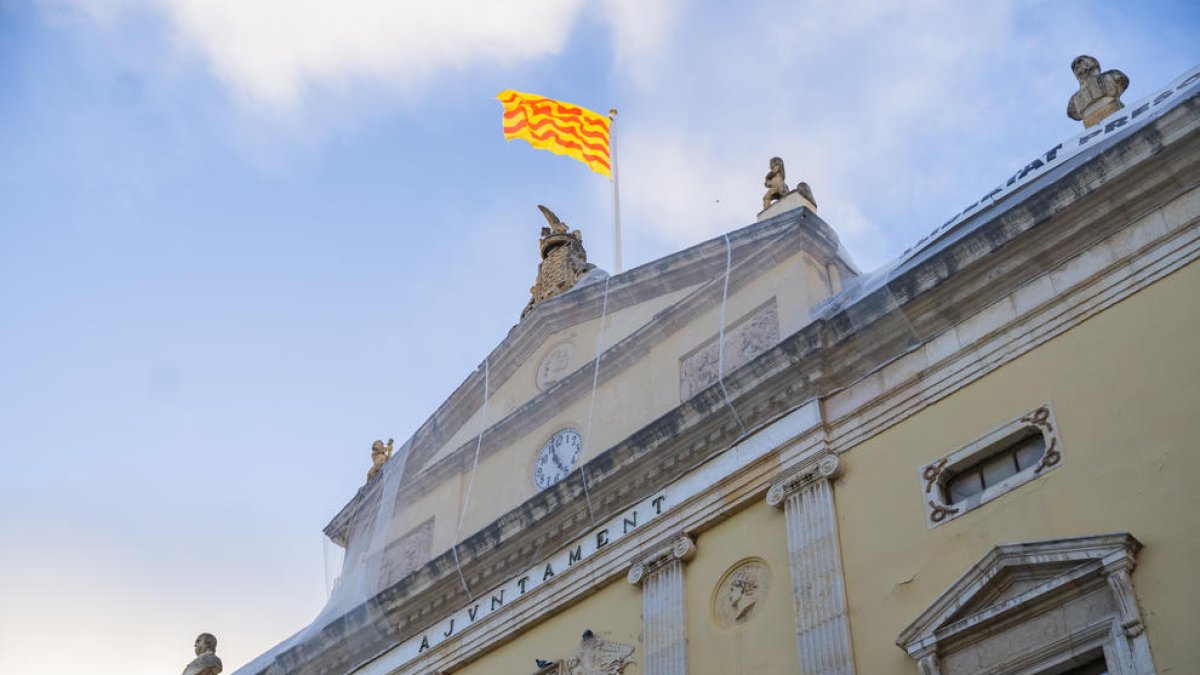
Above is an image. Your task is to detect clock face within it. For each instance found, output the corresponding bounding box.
[533,428,583,490]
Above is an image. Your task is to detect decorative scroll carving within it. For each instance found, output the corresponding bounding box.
[522,206,599,319]
[713,559,770,627]
[378,518,435,589]
[680,299,780,401]
[1020,406,1062,473]
[921,404,1062,527]
[916,653,941,675]
[534,630,635,675]
[367,438,394,482]
[1067,55,1129,128]
[627,535,696,586]
[766,454,841,507]
[536,342,576,391]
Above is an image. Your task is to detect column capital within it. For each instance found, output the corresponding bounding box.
[766,453,842,508]
[627,535,696,586]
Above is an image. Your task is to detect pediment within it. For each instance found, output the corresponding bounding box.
[896,533,1141,655]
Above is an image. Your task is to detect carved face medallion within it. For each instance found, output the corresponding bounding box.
[533,428,583,490]
[713,559,770,627]
[536,342,575,391]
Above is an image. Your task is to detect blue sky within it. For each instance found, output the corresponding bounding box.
[1,1,1197,673]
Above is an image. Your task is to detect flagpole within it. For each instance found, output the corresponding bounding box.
[608,108,622,274]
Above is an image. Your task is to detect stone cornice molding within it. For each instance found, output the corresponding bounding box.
[627,535,696,585]
[766,453,842,507]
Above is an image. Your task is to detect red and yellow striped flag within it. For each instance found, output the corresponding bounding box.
[497,90,611,177]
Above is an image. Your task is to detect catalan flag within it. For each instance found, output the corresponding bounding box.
[497,90,611,177]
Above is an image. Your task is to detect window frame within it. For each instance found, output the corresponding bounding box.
[919,404,1062,528]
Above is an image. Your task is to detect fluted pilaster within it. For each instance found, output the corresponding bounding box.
[628,536,695,675]
[767,454,856,675]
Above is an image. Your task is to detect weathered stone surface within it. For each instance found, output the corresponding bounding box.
[679,299,780,401]
[762,156,789,211]
[367,438,394,482]
[522,206,599,319]
[713,559,770,627]
[182,633,223,675]
[1067,54,1129,128]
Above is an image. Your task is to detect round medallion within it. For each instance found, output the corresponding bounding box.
[713,559,770,627]
[533,428,583,490]
[536,342,575,391]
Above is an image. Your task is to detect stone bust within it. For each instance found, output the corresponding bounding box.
[1067,54,1129,128]
[182,633,222,675]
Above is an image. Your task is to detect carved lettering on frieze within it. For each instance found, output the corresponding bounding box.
[680,299,780,401]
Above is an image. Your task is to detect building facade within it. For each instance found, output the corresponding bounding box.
[237,64,1200,675]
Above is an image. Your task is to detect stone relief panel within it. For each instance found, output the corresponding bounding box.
[712,558,771,627]
[533,629,635,675]
[680,299,780,402]
[378,517,434,589]
[536,342,576,391]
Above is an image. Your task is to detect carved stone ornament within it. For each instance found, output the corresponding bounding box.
[680,299,780,401]
[534,629,635,675]
[367,438,394,482]
[378,517,435,589]
[536,342,576,391]
[762,156,789,210]
[627,535,696,585]
[521,206,599,320]
[760,157,818,214]
[1067,54,1130,128]
[766,454,842,507]
[713,559,770,627]
[182,633,223,675]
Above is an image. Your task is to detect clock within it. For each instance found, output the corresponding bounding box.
[533,428,584,489]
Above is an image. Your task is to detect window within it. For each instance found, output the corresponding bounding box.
[919,404,1061,528]
[896,534,1157,675]
[945,430,1046,502]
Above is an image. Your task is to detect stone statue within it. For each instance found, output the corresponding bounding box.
[762,156,789,210]
[367,438,394,482]
[521,206,601,319]
[181,633,223,675]
[794,181,817,209]
[534,629,635,675]
[1067,55,1129,128]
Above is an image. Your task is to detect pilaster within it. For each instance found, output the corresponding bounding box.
[627,535,696,675]
[767,454,856,675]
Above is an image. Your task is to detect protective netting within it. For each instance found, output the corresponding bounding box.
[237,62,1200,674]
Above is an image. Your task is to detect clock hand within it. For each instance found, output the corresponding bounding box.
[550,448,568,475]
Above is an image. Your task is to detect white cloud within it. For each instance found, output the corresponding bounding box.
[61,0,590,108]
[601,0,1051,270]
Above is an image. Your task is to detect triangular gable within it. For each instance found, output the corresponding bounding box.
[896,533,1141,657]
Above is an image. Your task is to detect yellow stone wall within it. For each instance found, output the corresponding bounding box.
[442,259,1198,675]
[453,579,643,675]
[424,247,838,547]
[836,260,1200,674]
[684,499,802,675]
